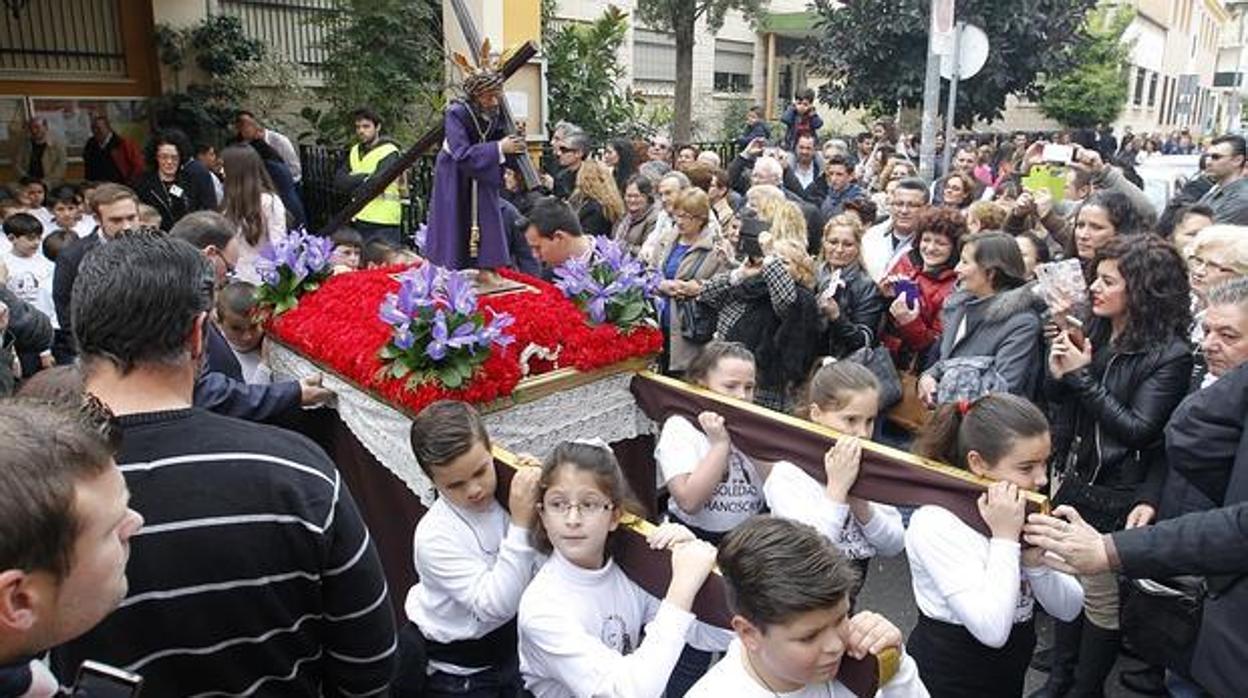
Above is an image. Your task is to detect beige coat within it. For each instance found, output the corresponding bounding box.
[655,226,735,371]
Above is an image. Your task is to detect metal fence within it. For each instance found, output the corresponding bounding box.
[299,140,742,234]
[218,0,336,80]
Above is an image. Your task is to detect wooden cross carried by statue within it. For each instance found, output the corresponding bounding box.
[319,1,538,240]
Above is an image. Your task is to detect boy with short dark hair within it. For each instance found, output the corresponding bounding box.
[45,186,92,238]
[215,281,270,384]
[736,105,772,152]
[687,516,926,697]
[2,213,55,327]
[398,400,542,698]
[331,226,364,271]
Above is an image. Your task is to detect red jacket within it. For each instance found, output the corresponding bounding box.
[880,255,958,368]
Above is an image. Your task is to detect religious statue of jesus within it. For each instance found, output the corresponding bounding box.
[423,45,527,284]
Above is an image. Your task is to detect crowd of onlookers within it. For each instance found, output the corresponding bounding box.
[1,93,1247,698]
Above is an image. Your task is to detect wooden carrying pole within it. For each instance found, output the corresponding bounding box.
[319,41,538,238]
[491,445,897,698]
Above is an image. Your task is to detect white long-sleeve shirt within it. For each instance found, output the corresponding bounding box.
[905,505,1083,649]
[406,497,540,674]
[518,550,732,698]
[764,461,905,560]
[654,415,765,534]
[687,637,929,698]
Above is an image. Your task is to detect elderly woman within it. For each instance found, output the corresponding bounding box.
[654,188,734,374]
[612,175,659,257]
[1188,224,1248,344]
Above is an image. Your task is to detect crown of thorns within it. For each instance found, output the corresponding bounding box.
[452,38,512,97]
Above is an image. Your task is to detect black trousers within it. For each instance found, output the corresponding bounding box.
[907,614,1037,698]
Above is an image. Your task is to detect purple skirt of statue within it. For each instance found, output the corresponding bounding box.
[424,100,512,271]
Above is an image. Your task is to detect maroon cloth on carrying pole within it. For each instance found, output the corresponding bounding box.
[630,372,1037,537]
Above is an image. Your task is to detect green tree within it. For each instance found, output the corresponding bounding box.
[151,15,269,145]
[1038,8,1135,128]
[312,0,443,145]
[543,5,647,143]
[634,0,765,143]
[803,0,1099,128]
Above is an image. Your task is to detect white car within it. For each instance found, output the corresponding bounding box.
[1134,155,1202,213]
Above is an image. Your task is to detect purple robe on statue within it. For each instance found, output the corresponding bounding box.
[425,100,514,270]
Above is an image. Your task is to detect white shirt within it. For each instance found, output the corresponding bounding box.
[407,497,541,674]
[2,251,55,321]
[687,638,930,698]
[655,415,765,534]
[905,506,1083,649]
[230,347,272,385]
[263,128,302,183]
[765,461,905,560]
[794,161,817,190]
[42,215,95,239]
[640,211,675,268]
[518,550,731,698]
[233,192,289,284]
[861,221,912,282]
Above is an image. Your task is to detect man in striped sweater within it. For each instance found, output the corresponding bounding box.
[51,232,397,696]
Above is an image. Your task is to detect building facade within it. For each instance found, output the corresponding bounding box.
[551,0,819,139]
[1000,0,1234,137]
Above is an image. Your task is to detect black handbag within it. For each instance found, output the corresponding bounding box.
[1051,435,1137,533]
[1120,575,1204,677]
[676,249,717,344]
[847,344,903,409]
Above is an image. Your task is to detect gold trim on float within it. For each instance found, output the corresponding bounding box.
[635,370,1051,512]
[268,338,655,420]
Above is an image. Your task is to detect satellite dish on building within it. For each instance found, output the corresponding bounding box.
[940,23,989,81]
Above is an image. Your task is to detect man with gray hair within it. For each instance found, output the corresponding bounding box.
[639,171,691,266]
[1198,275,1248,387]
[751,155,824,254]
[553,129,589,200]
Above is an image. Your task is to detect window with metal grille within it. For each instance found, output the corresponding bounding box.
[634,28,676,84]
[218,0,336,79]
[714,38,753,93]
[0,0,126,78]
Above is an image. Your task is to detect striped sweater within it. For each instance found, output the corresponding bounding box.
[51,408,396,697]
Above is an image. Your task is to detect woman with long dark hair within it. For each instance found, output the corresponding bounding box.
[603,137,638,196]
[1039,235,1193,697]
[220,144,288,283]
[1069,190,1149,268]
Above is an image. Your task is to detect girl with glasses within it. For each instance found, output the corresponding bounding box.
[518,441,728,698]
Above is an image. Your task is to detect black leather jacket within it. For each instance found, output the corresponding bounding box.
[1047,328,1193,501]
[815,262,886,359]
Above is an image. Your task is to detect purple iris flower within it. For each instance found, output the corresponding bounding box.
[444,270,478,315]
[479,311,516,348]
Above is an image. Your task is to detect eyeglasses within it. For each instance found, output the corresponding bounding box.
[1189,255,1239,275]
[539,498,614,517]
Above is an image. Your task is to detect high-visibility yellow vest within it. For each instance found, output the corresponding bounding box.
[349,141,402,225]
